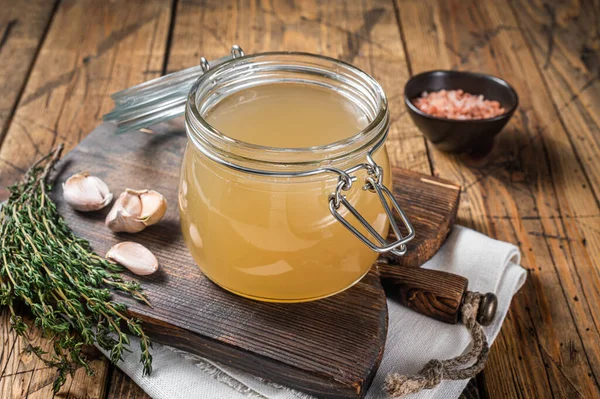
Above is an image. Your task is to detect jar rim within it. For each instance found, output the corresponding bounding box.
[185,51,390,172]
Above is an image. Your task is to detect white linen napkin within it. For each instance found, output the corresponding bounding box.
[98,226,526,399]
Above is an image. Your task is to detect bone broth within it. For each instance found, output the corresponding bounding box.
[201,83,369,147]
[179,54,400,303]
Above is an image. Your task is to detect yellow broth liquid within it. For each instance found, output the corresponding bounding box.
[179,83,391,302]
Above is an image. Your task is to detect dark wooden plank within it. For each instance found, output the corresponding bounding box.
[53,121,386,399]
[382,169,460,267]
[49,115,462,398]
[379,263,468,324]
[0,1,173,397]
[395,0,600,398]
[0,0,57,146]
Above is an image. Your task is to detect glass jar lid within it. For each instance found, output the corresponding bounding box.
[103,45,245,134]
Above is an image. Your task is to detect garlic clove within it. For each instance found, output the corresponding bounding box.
[105,190,145,232]
[120,190,143,216]
[106,242,158,276]
[63,172,113,211]
[139,190,167,226]
[105,189,167,233]
[106,208,147,233]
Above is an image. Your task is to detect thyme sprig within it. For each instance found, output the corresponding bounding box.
[0,145,152,392]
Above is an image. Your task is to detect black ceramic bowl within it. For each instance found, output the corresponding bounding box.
[404,70,518,154]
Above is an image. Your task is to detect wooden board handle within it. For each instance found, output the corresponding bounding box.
[377,262,498,326]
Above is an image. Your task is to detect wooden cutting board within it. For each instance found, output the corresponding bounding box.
[51,120,460,399]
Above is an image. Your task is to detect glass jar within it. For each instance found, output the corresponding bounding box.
[179,52,414,303]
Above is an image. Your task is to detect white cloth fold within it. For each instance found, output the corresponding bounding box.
[98,226,526,399]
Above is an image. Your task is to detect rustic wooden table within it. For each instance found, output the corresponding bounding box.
[0,0,598,398]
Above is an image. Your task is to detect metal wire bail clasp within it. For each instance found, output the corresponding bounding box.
[328,154,415,256]
[200,45,245,72]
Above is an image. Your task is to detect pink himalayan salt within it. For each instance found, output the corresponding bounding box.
[412,89,506,120]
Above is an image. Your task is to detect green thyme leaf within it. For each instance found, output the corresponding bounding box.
[0,145,152,392]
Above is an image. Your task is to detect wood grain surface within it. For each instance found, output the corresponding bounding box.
[0,0,56,145]
[396,0,600,398]
[0,0,172,397]
[1,0,598,398]
[383,170,460,268]
[379,262,468,324]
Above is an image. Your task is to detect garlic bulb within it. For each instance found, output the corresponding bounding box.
[62,172,113,211]
[105,189,167,233]
[106,242,158,275]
